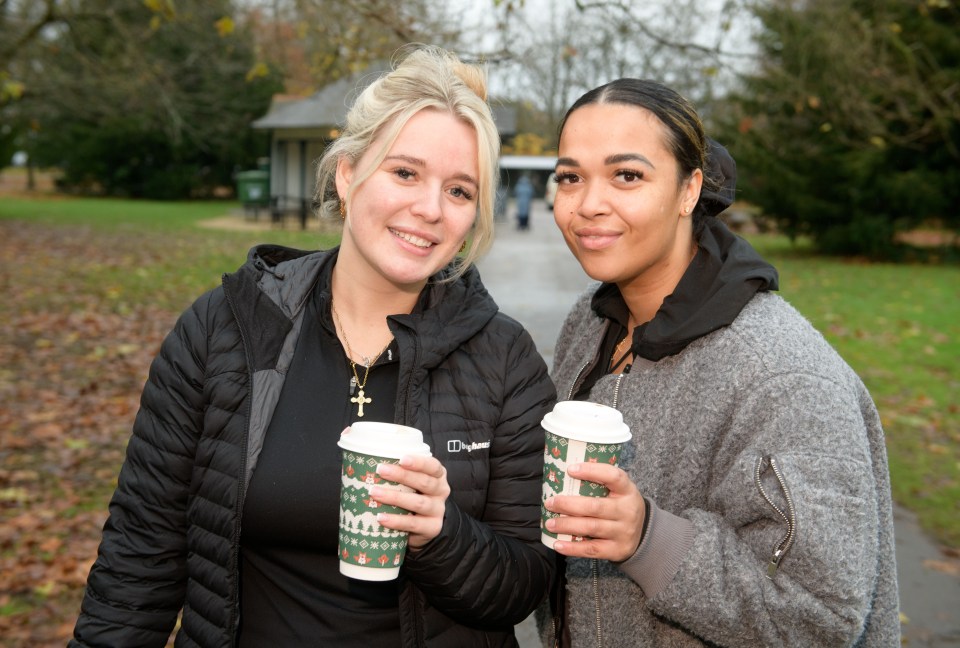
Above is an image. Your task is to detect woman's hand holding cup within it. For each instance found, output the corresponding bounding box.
[543,462,646,562]
[540,400,636,560]
[373,455,450,550]
[337,422,434,581]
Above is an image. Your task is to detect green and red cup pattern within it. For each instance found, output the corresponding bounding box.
[338,451,410,578]
[541,430,624,546]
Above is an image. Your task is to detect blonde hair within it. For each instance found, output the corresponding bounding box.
[315,45,499,277]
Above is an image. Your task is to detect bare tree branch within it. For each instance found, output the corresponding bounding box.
[0,0,57,69]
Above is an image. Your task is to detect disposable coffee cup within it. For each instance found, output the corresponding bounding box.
[337,422,431,581]
[541,400,632,549]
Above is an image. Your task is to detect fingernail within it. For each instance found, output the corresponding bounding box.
[369,486,382,497]
[545,519,556,531]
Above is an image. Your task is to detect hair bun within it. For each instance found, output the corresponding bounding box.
[452,62,488,101]
[695,138,737,218]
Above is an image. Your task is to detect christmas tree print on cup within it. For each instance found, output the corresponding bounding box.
[541,400,632,549]
[337,422,432,581]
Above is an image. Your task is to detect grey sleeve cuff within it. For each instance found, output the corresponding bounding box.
[616,498,695,598]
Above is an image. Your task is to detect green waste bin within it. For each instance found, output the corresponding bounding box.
[236,170,270,207]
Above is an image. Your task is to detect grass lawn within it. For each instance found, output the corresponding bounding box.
[0,195,957,645]
[0,196,333,311]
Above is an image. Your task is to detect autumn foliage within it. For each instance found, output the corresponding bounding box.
[0,222,181,646]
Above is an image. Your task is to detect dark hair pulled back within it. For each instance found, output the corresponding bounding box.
[558,79,735,236]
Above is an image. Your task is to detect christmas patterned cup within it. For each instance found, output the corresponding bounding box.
[337,422,431,581]
[541,400,632,549]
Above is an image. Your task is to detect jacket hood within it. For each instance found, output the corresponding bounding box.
[595,218,779,361]
[233,244,500,371]
[389,263,500,370]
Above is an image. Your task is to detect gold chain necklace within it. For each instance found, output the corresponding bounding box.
[331,301,392,418]
[611,331,632,371]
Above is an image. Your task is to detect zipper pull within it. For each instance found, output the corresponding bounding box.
[767,548,784,579]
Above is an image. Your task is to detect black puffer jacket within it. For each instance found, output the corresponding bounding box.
[71,245,556,647]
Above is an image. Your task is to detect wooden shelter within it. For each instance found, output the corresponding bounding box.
[251,67,517,227]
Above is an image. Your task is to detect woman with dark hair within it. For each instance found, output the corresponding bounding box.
[540,78,899,647]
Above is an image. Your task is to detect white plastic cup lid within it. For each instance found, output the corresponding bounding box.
[541,400,631,444]
[337,422,432,459]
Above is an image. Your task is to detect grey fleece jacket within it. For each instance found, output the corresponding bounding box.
[548,287,900,646]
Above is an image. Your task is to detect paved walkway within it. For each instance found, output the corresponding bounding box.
[476,201,960,647]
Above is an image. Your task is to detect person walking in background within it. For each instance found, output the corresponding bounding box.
[70,45,555,648]
[540,78,900,646]
[514,173,535,230]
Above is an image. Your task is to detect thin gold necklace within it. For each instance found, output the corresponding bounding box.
[331,301,392,418]
[611,331,632,372]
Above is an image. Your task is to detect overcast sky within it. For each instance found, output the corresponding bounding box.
[453,0,760,99]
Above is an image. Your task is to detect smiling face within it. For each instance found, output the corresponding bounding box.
[554,103,702,295]
[335,108,480,292]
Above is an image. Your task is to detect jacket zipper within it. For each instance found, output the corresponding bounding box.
[563,337,625,648]
[396,327,419,426]
[591,558,603,648]
[393,324,426,646]
[222,274,255,642]
[548,360,592,648]
[565,361,591,400]
[590,372,625,648]
[754,455,797,579]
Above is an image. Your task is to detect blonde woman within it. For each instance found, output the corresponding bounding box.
[71,46,555,647]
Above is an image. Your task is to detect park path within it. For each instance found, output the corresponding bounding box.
[476,200,960,648]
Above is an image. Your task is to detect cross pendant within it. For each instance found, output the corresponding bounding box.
[351,387,372,417]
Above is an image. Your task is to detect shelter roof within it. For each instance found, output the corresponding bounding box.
[252,66,385,130]
[252,65,517,136]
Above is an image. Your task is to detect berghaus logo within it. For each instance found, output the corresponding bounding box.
[447,440,491,453]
